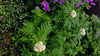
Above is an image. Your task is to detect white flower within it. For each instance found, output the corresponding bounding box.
[71,10,77,18]
[34,41,46,52]
[80,28,86,36]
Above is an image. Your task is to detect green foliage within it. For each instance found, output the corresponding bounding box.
[0,0,100,56]
[90,15,100,55]
[1,0,28,19]
[19,9,52,56]
[0,0,27,34]
[0,0,27,55]
[19,2,100,56]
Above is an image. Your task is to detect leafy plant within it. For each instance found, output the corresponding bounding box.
[19,9,52,56]
[0,0,100,56]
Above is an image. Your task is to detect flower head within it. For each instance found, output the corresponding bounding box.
[76,2,83,7]
[90,0,93,2]
[0,30,3,35]
[0,16,2,19]
[80,2,83,5]
[76,3,80,7]
[71,10,77,18]
[59,0,65,5]
[34,41,46,52]
[89,6,91,8]
[91,2,95,5]
[55,0,58,2]
[43,7,50,12]
[42,1,50,12]
[80,28,86,36]
[42,1,49,8]
[54,0,58,3]
[35,6,40,10]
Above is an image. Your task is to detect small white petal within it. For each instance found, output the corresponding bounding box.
[42,45,46,51]
[38,41,43,45]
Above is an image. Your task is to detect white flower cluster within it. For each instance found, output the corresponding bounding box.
[71,10,77,18]
[80,28,86,36]
[34,41,46,52]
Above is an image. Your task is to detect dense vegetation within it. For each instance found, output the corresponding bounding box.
[0,0,100,56]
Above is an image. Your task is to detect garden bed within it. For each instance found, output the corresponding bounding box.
[84,0,100,17]
[0,0,100,56]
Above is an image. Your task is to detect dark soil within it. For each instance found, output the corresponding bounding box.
[84,1,100,17]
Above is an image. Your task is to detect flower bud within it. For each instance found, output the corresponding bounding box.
[0,16,2,19]
[80,28,86,36]
[35,6,40,10]
[34,41,46,52]
[71,10,77,18]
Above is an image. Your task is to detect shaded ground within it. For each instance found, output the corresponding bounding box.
[85,1,100,17]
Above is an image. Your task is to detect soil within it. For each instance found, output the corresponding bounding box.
[84,1,100,17]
